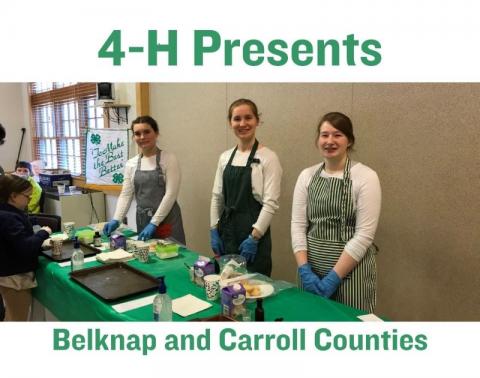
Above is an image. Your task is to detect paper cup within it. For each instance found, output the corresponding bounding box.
[57,184,65,194]
[134,246,150,263]
[63,222,75,239]
[51,238,63,256]
[126,240,137,253]
[204,274,221,301]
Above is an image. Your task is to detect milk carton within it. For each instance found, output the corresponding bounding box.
[109,234,126,250]
[193,258,215,287]
[221,283,246,318]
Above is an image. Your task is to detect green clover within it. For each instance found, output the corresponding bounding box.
[112,173,124,184]
[90,133,101,145]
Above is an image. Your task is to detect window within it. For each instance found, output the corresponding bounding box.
[29,83,104,176]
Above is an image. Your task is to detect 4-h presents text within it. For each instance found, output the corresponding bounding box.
[98,30,382,67]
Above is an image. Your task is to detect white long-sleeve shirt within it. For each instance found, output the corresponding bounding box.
[291,161,381,262]
[113,151,181,226]
[210,146,282,236]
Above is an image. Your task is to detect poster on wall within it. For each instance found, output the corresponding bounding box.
[85,128,129,185]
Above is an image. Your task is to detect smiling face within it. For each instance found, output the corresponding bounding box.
[317,121,351,160]
[133,122,158,151]
[229,104,259,144]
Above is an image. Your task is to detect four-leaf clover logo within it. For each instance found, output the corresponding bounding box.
[90,133,101,145]
[112,173,124,184]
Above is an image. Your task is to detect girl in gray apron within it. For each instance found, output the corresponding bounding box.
[135,149,185,245]
[306,158,377,313]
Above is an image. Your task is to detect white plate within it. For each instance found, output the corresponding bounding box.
[245,280,275,299]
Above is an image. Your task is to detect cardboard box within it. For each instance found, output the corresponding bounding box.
[39,170,72,188]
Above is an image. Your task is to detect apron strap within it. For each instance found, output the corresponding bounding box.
[155,148,162,169]
[340,157,351,241]
[136,148,162,170]
[226,139,259,167]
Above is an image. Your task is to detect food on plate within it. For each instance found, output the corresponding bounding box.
[242,281,261,297]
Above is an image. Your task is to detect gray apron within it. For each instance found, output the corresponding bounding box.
[134,150,186,245]
[306,159,377,313]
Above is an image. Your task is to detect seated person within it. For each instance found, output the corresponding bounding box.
[15,161,42,214]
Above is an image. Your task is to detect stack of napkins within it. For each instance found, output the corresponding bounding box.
[96,249,134,263]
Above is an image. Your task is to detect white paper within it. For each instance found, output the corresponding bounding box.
[57,256,97,268]
[172,294,212,317]
[112,294,156,313]
[357,313,384,322]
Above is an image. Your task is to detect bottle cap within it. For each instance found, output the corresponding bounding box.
[158,276,167,294]
[94,231,100,237]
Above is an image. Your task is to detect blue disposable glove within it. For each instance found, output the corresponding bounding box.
[103,220,120,236]
[239,235,259,263]
[210,228,224,256]
[138,223,157,241]
[298,264,341,298]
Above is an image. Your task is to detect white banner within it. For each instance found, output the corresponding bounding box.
[85,129,129,185]
[0,1,479,82]
[1,322,479,378]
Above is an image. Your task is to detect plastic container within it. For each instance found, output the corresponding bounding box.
[155,243,179,259]
[219,254,247,280]
[153,276,172,321]
[71,239,84,271]
[75,229,95,245]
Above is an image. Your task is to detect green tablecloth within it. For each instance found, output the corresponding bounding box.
[33,247,366,321]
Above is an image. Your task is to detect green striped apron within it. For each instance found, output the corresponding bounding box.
[306,159,377,313]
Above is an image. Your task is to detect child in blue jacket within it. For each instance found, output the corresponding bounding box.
[0,174,52,321]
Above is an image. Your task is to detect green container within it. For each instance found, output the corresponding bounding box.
[75,229,95,244]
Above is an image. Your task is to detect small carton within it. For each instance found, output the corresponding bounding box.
[193,258,215,287]
[109,234,126,250]
[221,283,246,318]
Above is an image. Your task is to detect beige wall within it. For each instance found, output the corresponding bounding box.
[149,83,479,321]
[0,83,32,172]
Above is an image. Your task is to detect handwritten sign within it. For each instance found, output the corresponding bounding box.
[85,129,129,185]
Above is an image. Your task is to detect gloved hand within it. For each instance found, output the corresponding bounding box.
[298,263,323,294]
[103,220,120,236]
[298,264,341,298]
[138,223,157,241]
[210,228,224,256]
[239,235,259,263]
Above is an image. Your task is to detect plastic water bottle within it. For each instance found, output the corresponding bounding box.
[71,238,84,271]
[153,276,172,321]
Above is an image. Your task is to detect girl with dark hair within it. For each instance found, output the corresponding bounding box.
[291,112,381,313]
[103,115,186,243]
[210,99,283,276]
[0,174,52,321]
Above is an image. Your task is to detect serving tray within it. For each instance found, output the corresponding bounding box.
[69,262,158,302]
[42,240,101,262]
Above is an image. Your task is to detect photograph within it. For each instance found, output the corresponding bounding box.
[1,82,478,322]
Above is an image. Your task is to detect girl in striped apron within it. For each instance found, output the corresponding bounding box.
[291,112,381,313]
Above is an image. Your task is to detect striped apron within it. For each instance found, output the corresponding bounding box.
[306,159,377,313]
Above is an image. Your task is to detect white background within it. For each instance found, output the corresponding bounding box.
[0,322,479,378]
[1,1,479,377]
[0,0,479,81]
